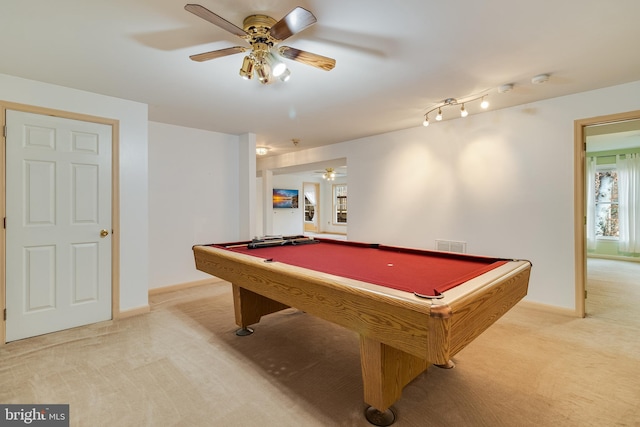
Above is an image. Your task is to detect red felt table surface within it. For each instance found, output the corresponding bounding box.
[219,240,507,297]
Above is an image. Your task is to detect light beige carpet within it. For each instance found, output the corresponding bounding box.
[1,259,639,426]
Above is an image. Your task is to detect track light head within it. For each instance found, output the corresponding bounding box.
[436,108,443,121]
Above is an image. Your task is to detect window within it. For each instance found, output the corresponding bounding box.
[594,168,619,238]
[333,184,347,224]
[304,195,315,222]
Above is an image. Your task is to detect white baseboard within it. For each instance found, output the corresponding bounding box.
[148,278,225,296]
[118,305,151,319]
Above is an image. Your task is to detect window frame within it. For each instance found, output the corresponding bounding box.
[332,184,347,225]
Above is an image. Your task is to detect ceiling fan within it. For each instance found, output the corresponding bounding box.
[315,167,345,181]
[184,4,336,84]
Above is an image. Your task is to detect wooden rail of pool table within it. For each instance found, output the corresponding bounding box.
[193,244,531,415]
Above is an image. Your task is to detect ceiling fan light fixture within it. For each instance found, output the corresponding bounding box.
[322,168,336,181]
[279,68,291,82]
[239,56,254,79]
[256,146,269,156]
[255,63,270,83]
[185,5,335,86]
[272,62,287,77]
[267,53,287,77]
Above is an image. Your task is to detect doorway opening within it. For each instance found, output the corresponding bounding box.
[259,158,346,238]
[575,110,640,318]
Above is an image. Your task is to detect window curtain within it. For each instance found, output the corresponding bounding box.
[586,156,597,251]
[304,191,316,206]
[617,153,640,254]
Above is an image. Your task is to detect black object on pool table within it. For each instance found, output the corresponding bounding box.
[247,235,319,249]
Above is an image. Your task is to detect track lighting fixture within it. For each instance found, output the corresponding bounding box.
[421,76,549,126]
[422,94,489,126]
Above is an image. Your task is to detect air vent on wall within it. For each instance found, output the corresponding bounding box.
[435,239,467,253]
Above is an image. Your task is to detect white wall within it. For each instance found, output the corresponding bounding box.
[0,73,149,311]
[271,175,305,236]
[148,122,240,289]
[256,177,264,237]
[238,133,257,239]
[258,80,640,311]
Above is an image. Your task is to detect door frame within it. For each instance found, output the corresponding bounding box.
[574,109,640,318]
[1,101,120,344]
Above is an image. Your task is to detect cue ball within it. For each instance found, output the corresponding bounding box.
[387,263,393,266]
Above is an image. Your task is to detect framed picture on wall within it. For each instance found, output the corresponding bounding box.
[273,189,299,209]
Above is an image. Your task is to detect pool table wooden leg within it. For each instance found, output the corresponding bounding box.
[359,335,429,420]
[232,284,290,333]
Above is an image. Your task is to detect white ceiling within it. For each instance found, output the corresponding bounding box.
[2,0,640,157]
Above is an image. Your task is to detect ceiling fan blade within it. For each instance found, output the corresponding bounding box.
[268,7,317,41]
[189,46,247,62]
[278,46,336,71]
[185,4,248,38]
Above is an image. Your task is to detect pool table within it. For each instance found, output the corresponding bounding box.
[193,237,531,426]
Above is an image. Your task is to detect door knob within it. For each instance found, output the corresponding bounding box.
[100,229,109,238]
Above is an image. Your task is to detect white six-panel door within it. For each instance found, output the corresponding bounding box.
[5,110,112,342]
